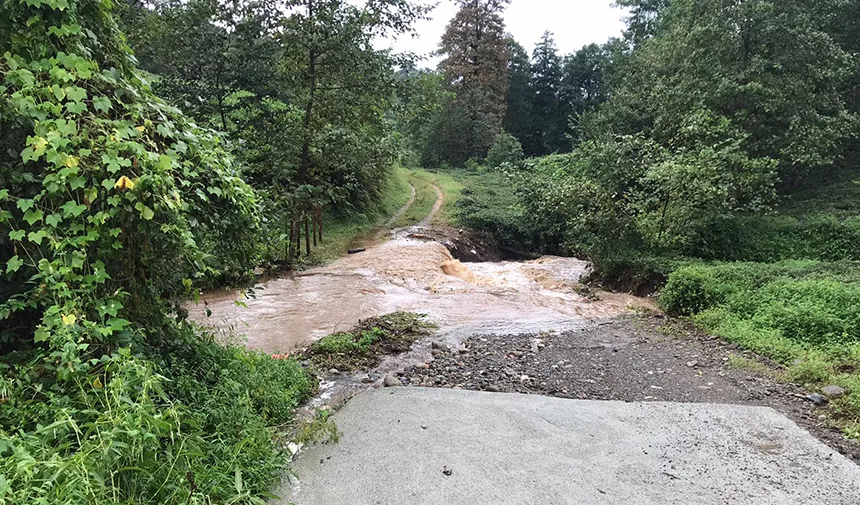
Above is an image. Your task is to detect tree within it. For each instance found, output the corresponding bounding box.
[503,38,534,150]
[595,0,859,182]
[528,31,566,155]
[120,0,431,262]
[436,0,512,163]
[614,0,670,47]
[561,42,616,145]
[486,132,525,167]
[120,0,283,133]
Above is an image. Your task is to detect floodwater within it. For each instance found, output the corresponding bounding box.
[186,230,653,354]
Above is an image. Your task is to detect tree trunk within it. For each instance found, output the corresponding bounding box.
[305,216,311,256]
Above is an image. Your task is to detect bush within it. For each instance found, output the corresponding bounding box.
[659,265,728,316]
[660,261,860,346]
[485,133,525,168]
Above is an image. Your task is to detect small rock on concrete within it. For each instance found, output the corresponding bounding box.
[822,385,847,399]
[383,374,403,387]
[686,361,699,368]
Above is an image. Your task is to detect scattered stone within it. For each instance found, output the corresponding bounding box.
[806,393,828,407]
[686,361,699,368]
[510,351,524,358]
[822,385,847,399]
[329,368,340,375]
[431,341,446,350]
[485,385,501,393]
[361,375,374,384]
[442,466,453,476]
[301,360,310,368]
[383,374,403,387]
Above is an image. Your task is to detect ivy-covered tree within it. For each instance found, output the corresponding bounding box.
[0,0,284,502]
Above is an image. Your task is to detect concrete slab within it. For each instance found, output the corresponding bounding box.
[283,388,860,505]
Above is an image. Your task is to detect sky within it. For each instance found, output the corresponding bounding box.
[384,0,629,66]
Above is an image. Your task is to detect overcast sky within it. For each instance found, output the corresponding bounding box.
[385,0,629,66]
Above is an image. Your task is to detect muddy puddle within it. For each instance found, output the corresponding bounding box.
[186,228,653,354]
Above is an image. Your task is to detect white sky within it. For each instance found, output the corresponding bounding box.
[387,0,629,67]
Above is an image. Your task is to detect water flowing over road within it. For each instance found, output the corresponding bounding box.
[187,230,651,354]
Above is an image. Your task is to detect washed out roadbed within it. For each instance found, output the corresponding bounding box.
[397,314,860,462]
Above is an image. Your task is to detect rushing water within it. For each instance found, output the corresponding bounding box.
[186,230,652,354]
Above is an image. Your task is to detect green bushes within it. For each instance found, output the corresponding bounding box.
[660,261,860,434]
[485,133,525,168]
[660,261,860,368]
[0,1,315,503]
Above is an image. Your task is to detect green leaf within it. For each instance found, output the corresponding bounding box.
[5,256,23,274]
[45,214,63,228]
[34,328,50,343]
[23,209,43,225]
[9,230,25,241]
[28,230,47,245]
[92,96,111,112]
[140,205,154,221]
[16,199,35,212]
[0,189,8,201]
[66,101,87,114]
[60,201,87,218]
[65,86,87,102]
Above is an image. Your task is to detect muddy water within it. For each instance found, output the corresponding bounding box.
[187,229,653,354]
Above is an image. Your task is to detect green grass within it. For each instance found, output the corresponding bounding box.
[1,323,316,505]
[660,260,860,436]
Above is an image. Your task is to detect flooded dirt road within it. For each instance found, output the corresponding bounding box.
[187,227,651,354]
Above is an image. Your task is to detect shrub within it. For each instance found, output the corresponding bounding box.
[485,132,525,168]
[659,265,727,316]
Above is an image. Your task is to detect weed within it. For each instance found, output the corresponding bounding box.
[306,312,436,371]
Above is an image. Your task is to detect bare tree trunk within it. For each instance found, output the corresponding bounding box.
[305,216,311,256]
[312,210,318,248]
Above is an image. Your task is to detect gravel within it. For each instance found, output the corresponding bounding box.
[398,315,860,462]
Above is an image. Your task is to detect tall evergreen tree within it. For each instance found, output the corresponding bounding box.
[504,38,534,151]
[529,31,566,155]
[561,42,615,145]
[436,0,512,162]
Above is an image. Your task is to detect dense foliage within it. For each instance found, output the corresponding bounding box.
[448,0,860,435]
[121,0,430,265]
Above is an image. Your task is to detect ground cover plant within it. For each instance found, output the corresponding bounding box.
[306,312,435,371]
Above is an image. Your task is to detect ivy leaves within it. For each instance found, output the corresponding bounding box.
[1,0,259,359]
